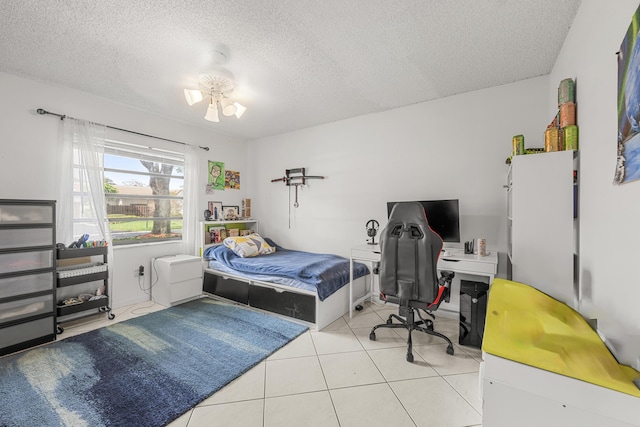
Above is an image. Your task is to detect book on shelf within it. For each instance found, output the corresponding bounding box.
[208,226,227,243]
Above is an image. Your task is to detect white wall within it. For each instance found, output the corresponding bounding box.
[248,76,550,278]
[0,72,248,308]
[550,0,640,367]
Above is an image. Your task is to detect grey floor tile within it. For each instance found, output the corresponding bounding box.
[187,399,264,427]
[331,383,416,427]
[319,351,385,389]
[265,355,327,397]
[310,328,364,355]
[264,391,339,427]
[390,377,482,427]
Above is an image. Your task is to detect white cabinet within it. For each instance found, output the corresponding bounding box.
[507,150,578,306]
[151,255,203,307]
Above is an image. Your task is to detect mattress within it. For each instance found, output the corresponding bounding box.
[204,241,369,301]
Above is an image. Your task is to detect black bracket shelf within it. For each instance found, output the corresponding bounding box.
[57,246,108,259]
[57,298,110,317]
[57,271,109,287]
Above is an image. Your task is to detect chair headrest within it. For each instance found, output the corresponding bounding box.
[388,202,429,225]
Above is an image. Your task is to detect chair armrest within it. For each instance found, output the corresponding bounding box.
[422,270,455,310]
[439,270,455,284]
[439,270,455,303]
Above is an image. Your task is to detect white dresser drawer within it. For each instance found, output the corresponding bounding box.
[168,277,202,303]
[155,255,202,283]
[438,258,496,276]
[351,247,381,262]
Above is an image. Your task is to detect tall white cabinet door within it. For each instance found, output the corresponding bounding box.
[511,150,576,305]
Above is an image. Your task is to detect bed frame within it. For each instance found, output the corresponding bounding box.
[202,267,367,330]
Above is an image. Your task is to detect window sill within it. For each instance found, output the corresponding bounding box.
[113,240,183,250]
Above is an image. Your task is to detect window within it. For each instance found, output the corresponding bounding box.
[103,139,185,245]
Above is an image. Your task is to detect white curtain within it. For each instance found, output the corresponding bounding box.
[57,118,114,291]
[182,144,201,255]
[58,118,111,244]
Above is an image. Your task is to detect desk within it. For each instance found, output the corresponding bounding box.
[349,244,381,318]
[349,244,498,318]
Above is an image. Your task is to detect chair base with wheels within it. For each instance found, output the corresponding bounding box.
[369,270,455,363]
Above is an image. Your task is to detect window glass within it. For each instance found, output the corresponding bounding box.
[101,142,184,245]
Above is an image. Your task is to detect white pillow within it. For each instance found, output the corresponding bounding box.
[223,234,276,258]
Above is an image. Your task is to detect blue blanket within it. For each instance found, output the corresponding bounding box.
[204,242,369,301]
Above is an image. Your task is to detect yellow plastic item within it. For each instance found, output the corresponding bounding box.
[483,278,640,397]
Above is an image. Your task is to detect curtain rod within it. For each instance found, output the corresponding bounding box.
[36,108,209,151]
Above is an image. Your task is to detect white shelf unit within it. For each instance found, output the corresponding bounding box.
[507,150,578,306]
[197,220,259,256]
[151,255,203,307]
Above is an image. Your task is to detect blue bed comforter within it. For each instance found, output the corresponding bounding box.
[204,242,369,301]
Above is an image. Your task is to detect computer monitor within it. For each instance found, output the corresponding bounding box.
[386,199,461,243]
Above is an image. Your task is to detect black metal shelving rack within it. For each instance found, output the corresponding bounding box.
[56,245,114,333]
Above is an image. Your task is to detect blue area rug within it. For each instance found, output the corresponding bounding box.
[0,298,308,427]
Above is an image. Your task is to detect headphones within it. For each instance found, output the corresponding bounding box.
[366,219,379,245]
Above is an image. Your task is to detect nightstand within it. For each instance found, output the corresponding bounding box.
[151,255,203,307]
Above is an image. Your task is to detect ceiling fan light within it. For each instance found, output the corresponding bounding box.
[234,102,247,118]
[204,101,219,122]
[221,98,237,116]
[184,66,247,121]
[184,89,203,106]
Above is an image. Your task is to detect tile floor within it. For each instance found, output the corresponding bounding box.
[59,299,484,427]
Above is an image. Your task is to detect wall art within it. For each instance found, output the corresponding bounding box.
[615,4,640,184]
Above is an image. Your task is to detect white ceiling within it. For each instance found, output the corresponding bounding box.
[0,0,582,140]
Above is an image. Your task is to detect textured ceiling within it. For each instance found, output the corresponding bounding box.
[0,0,582,140]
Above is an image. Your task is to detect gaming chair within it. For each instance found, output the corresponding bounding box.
[369,202,455,362]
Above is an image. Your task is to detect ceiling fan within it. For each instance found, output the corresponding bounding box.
[183,50,246,122]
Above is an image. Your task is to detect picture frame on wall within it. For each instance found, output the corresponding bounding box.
[225,170,240,189]
[208,161,225,190]
[208,201,223,220]
[222,205,239,220]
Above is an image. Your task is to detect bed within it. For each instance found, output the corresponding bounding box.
[202,237,370,330]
